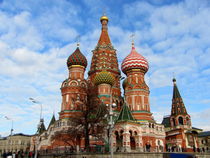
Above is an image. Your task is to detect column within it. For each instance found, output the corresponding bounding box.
[112,133,117,152]
[122,131,131,152]
[135,135,143,152]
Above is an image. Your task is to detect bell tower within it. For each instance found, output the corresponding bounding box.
[170,78,191,129]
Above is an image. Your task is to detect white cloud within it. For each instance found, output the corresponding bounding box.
[0,0,210,136]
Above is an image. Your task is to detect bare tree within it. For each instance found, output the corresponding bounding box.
[50,88,108,152]
[70,92,108,151]
[51,127,82,152]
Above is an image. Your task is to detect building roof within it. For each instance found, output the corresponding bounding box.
[172,78,181,99]
[198,131,210,137]
[171,78,188,116]
[37,119,46,135]
[161,115,171,128]
[116,103,135,122]
[12,133,33,137]
[48,114,56,129]
[192,127,203,131]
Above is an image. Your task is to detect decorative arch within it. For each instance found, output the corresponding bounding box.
[69,80,78,86]
[62,82,67,87]
[80,81,87,88]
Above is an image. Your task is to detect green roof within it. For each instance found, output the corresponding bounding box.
[37,119,46,134]
[172,78,181,99]
[161,115,171,128]
[116,103,135,122]
[48,114,56,128]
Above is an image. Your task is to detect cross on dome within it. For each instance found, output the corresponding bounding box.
[130,33,135,47]
[76,35,80,47]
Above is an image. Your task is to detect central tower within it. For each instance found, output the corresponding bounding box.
[88,15,122,106]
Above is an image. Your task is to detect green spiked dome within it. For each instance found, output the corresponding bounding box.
[67,47,87,68]
[94,71,115,86]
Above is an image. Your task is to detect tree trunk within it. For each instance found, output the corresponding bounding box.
[84,122,90,151]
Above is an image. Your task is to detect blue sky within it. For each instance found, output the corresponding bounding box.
[0,0,210,136]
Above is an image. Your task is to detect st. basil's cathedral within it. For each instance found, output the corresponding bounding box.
[32,15,201,153]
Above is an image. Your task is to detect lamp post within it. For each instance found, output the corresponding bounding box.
[29,98,43,158]
[5,116,13,136]
[29,98,43,121]
[106,102,117,158]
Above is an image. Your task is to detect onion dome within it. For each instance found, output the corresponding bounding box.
[67,46,87,68]
[100,14,109,22]
[121,43,149,74]
[94,71,115,86]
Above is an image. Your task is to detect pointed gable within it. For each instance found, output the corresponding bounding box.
[173,82,181,99]
[48,114,56,129]
[116,103,135,122]
[37,119,46,135]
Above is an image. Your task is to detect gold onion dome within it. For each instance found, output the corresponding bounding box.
[67,47,87,68]
[94,71,115,86]
[100,15,109,22]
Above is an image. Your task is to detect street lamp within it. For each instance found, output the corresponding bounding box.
[106,102,117,158]
[29,98,43,158]
[5,116,13,136]
[29,98,43,120]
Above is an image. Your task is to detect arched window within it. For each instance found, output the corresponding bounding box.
[178,117,184,125]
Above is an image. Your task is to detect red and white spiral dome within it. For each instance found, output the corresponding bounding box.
[121,43,149,74]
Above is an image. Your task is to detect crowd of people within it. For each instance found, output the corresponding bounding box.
[1,151,34,158]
